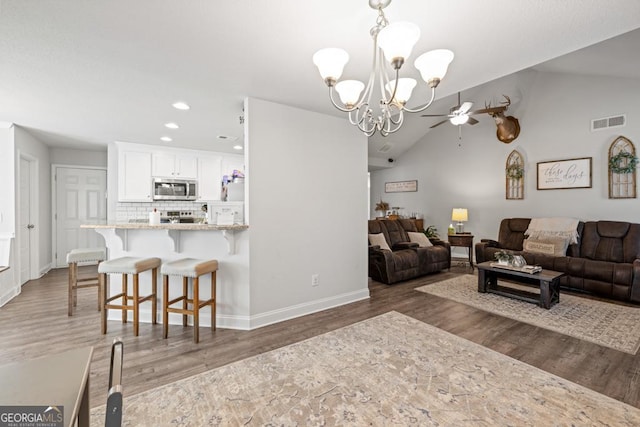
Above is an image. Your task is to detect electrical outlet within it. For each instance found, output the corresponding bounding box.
[311,274,319,287]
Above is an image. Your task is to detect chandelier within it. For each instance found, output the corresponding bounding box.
[312,0,454,137]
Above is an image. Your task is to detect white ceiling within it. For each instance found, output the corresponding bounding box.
[1,1,639,156]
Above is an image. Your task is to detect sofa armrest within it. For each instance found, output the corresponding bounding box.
[475,239,501,264]
[631,259,640,303]
[431,239,451,250]
[480,239,501,247]
[393,242,419,250]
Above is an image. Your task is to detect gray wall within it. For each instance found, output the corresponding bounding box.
[370,70,640,256]
[246,97,370,325]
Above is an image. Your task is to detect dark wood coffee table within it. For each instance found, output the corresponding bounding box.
[477,261,565,309]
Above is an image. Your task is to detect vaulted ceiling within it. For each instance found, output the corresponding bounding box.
[1,1,639,157]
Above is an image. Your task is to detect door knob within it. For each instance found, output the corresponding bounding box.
[27,224,35,229]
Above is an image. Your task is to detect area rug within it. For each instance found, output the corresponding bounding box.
[416,275,640,354]
[90,311,640,426]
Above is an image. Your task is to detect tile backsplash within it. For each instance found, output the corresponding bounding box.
[115,201,209,222]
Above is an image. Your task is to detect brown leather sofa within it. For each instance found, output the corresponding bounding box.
[476,218,640,302]
[368,219,451,284]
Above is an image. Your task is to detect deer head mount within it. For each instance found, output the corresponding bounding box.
[480,95,520,144]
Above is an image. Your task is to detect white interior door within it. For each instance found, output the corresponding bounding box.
[19,157,33,284]
[54,167,107,268]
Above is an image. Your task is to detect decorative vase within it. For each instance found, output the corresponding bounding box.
[512,255,526,267]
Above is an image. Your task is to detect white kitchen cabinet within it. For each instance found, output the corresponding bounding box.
[118,150,152,202]
[152,152,198,179]
[197,154,222,201]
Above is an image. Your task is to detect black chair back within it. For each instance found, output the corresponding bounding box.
[105,337,123,427]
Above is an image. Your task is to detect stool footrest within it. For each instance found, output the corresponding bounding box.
[167,296,187,305]
[166,298,214,310]
[166,307,192,316]
[138,294,155,303]
[76,277,99,284]
[76,282,99,290]
[106,304,133,311]
[106,293,127,303]
[198,298,214,309]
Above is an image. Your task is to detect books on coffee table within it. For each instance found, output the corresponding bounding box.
[489,262,542,274]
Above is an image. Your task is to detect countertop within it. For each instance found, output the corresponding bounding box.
[81,223,248,231]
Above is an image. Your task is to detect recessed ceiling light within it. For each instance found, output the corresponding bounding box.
[160,136,172,142]
[172,101,190,110]
[164,122,179,129]
[233,145,243,150]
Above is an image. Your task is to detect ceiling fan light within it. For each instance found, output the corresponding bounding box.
[385,78,417,104]
[335,80,365,106]
[313,48,349,85]
[377,22,420,67]
[414,49,454,87]
[450,114,469,125]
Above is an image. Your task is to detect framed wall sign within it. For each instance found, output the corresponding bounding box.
[385,180,418,193]
[537,157,592,190]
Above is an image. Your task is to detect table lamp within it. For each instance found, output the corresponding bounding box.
[451,208,468,233]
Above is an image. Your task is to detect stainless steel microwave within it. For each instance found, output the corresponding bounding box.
[152,178,197,201]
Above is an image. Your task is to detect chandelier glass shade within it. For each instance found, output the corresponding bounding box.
[312,1,454,137]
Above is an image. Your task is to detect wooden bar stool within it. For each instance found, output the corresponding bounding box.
[67,248,106,316]
[98,256,161,336]
[161,258,218,343]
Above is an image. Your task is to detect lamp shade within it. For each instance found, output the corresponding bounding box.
[377,22,420,63]
[414,49,454,84]
[451,208,468,222]
[313,48,349,81]
[385,78,417,104]
[335,80,365,106]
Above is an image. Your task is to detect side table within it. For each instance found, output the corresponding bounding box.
[448,233,474,270]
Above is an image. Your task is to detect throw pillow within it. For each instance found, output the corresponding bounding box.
[407,232,433,247]
[523,237,570,256]
[368,233,391,251]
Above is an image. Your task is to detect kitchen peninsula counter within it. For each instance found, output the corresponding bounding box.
[82,223,248,254]
[82,221,250,329]
[81,223,248,231]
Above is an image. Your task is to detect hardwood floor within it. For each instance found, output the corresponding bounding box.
[1,264,640,411]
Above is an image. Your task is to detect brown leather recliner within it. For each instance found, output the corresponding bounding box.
[476,218,640,302]
[368,219,451,284]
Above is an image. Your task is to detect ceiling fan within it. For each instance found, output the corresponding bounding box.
[422,92,498,128]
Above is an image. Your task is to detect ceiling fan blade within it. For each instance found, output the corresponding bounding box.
[466,117,479,125]
[458,102,473,114]
[429,119,450,128]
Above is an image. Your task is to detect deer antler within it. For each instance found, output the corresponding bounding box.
[501,95,511,108]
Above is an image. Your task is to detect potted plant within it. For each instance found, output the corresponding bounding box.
[494,250,514,265]
[424,225,440,241]
[374,200,389,218]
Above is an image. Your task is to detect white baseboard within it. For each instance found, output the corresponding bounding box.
[0,285,20,307]
[107,288,370,331]
[248,288,370,329]
[38,263,51,278]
